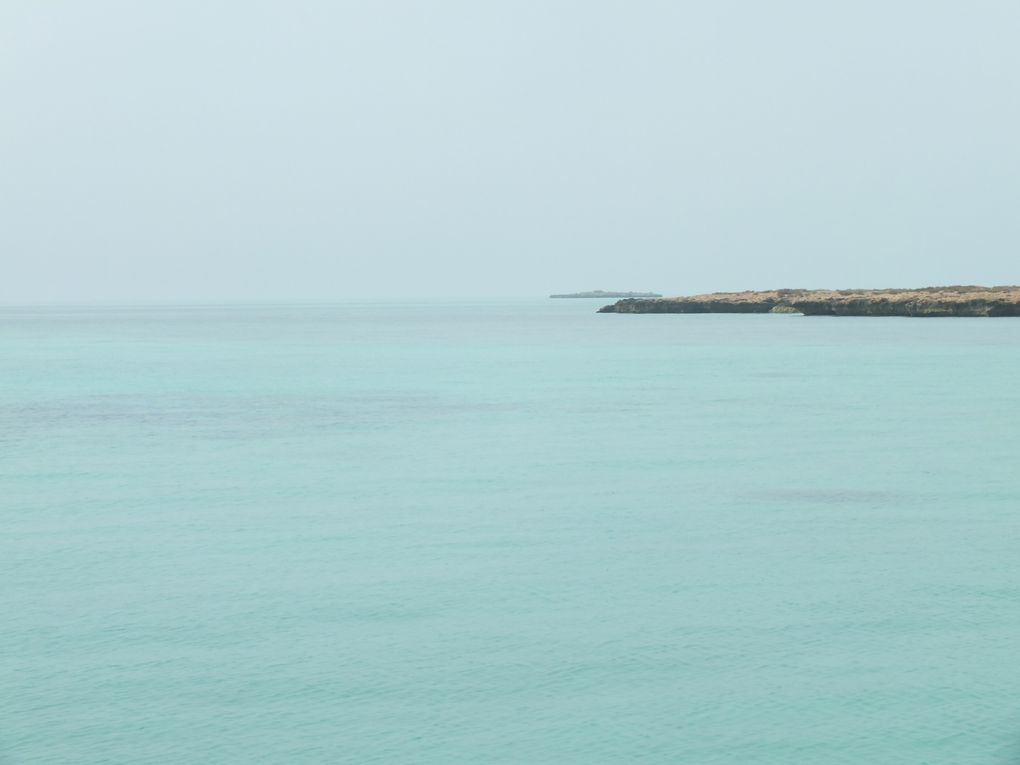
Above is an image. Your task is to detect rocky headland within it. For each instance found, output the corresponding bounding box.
[598,287,1020,317]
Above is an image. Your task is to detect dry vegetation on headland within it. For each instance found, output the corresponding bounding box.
[598,286,1020,317]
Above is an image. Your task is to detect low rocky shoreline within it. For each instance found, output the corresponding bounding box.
[598,287,1020,317]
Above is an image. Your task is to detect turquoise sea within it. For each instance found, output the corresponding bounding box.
[3,299,1019,764]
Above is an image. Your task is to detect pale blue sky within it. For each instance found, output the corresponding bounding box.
[3,1,1018,301]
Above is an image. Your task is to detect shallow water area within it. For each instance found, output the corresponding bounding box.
[2,299,1019,764]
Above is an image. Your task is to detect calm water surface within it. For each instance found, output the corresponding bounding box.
[2,300,1019,764]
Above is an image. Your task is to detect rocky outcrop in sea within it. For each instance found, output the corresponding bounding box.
[598,287,1020,317]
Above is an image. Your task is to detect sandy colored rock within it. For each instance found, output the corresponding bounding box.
[598,286,1020,317]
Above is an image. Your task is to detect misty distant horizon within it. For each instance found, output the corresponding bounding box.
[12,279,1020,306]
[4,1,1019,302]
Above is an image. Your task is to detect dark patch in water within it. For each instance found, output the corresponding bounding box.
[748,489,908,505]
[0,394,513,444]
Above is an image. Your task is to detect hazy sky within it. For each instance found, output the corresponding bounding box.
[3,1,1019,301]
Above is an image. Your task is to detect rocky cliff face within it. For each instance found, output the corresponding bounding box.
[598,287,1020,317]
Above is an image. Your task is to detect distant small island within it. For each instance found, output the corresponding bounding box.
[598,286,1020,317]
[551,290,662,299]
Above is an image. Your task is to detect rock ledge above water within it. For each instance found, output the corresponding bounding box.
[598,287,1020,317]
